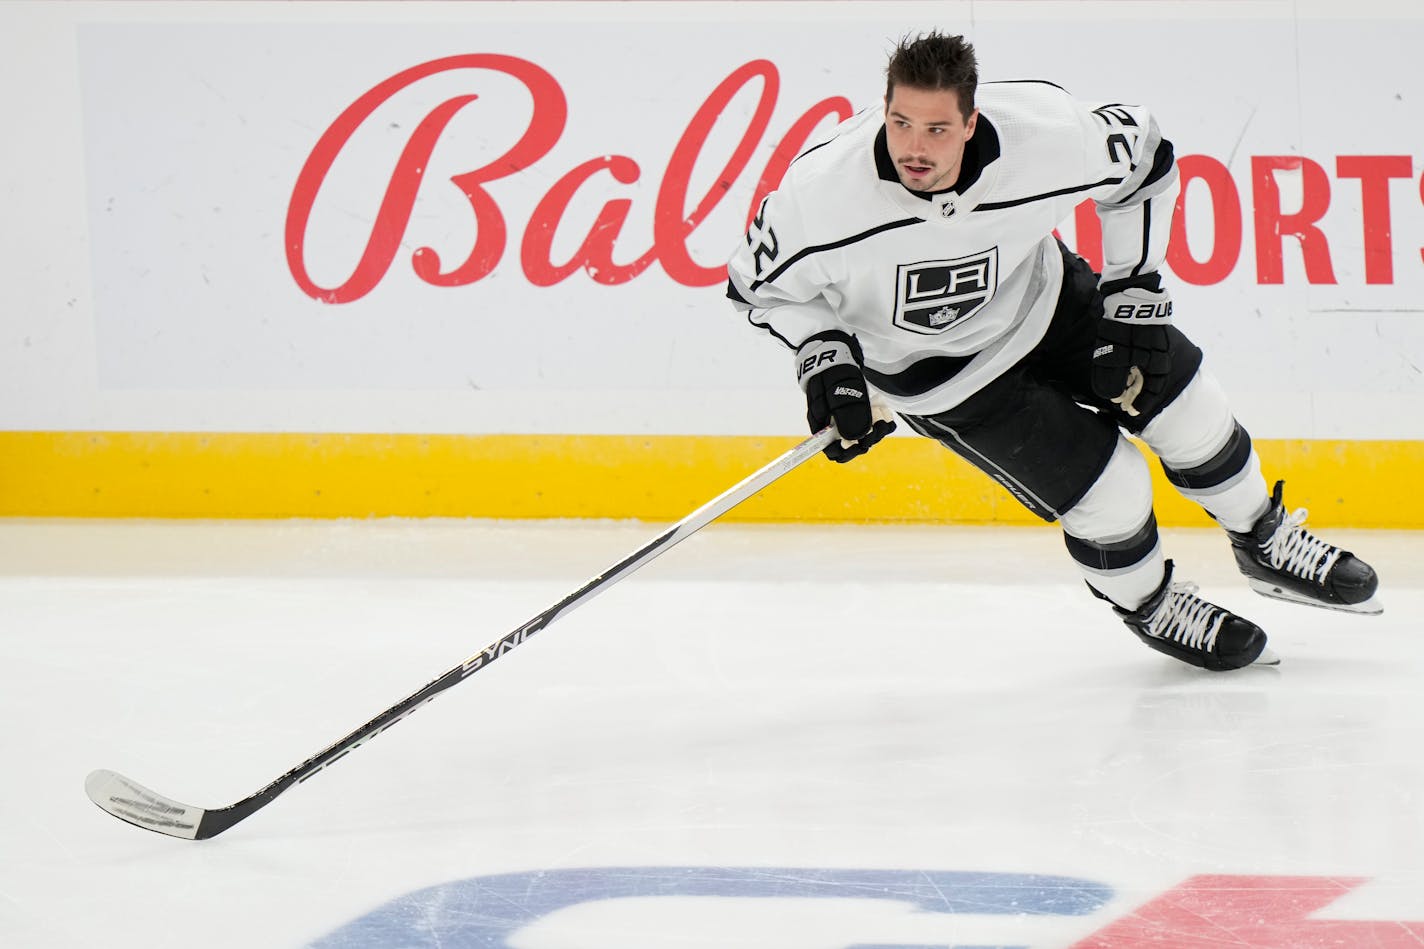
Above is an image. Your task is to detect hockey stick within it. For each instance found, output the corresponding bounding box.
[85,427,837,840]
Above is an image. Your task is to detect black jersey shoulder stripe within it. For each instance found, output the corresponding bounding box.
[747,217,924,292]
[791,108,875,170]
[982,78,1068,92]
[793,138,834,165]
[971,176,1125,213]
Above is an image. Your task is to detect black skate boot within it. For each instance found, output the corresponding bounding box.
[1101,561,1273,671]
[1228,481,1381,614]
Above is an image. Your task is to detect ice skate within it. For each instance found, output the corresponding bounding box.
[1107,561,1273,671]
[1228,481,1381,615]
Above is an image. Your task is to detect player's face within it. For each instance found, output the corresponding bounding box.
[884,85,978,193]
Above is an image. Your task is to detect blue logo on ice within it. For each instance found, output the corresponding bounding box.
[309,866,1112,948]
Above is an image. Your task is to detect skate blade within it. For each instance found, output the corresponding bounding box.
[1246,578,1383,616]
[1253,646,1281,667]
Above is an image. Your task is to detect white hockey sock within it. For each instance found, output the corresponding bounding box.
[1061,436,1164,611]
[1141,369,1270,532]
[1191,452,1271,532]
[1079,545,1166,612]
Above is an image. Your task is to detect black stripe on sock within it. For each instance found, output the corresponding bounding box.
[1162,422,1253,490]
[1064,512,1159,571]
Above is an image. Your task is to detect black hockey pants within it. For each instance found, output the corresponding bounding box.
[900,242,1203,522]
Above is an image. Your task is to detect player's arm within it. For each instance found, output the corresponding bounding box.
[1087,101,1180,284]
[726,192,834,348]
[1082,102,1181,417]
[726,194,894,462]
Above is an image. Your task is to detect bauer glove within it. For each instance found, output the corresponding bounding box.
[796,331,896,463]
[1091,274,1173,417]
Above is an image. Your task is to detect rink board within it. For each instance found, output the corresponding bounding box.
[2,430,1420,527]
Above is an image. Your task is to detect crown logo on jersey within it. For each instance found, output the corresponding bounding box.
[928,306,960,326]
[892,248,999,335]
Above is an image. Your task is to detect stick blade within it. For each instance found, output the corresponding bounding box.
[85,769,205,840]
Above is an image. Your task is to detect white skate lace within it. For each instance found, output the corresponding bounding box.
[1147,582,1224,651]
[1263,508,1341,584]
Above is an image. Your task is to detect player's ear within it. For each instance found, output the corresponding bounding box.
[964,108,979,140]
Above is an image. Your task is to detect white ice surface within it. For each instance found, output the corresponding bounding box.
[2,517,1422,947]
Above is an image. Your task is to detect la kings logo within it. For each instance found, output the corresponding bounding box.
[893,248,999,335]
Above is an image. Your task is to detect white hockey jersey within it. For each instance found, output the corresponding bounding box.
[726,80,1181,417]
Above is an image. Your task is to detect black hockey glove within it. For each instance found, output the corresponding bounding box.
[1091,274,1174,417]
[796,331,896,463]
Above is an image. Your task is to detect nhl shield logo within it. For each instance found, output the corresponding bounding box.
[893,249,999,335]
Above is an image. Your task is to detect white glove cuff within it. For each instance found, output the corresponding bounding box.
[795,337,857,391]
[1103,286,1173,325]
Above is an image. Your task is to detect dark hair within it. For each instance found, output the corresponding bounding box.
[885,31,978,120]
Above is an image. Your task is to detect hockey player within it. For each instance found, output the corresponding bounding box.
[725,31,1380,671]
